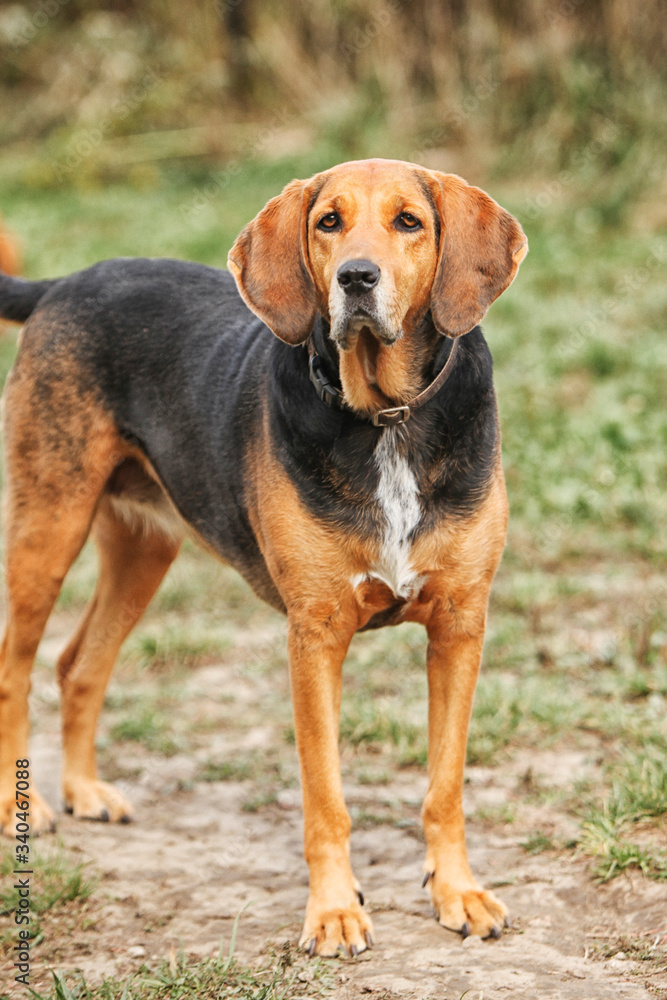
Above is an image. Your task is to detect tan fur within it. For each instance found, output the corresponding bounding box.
[59,497,180,821]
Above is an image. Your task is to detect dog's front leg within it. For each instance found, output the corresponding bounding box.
[421,596,508,939]
[288,615,373,957]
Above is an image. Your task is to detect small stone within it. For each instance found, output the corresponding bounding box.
[613,951,627,961]
[128,945,146,959]
[277,789,298,810]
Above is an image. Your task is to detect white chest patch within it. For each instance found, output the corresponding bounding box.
[364,429,423,599]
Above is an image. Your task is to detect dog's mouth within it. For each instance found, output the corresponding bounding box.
[332,309,399,352]
[330,305,406,412]
[355,326,380,385]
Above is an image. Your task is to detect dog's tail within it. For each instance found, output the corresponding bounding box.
[0,272,59,324]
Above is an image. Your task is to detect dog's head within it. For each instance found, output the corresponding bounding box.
[228,158,527,349]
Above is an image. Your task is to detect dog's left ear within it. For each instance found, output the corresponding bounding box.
[423,171,528,338]
[228,178,317,345]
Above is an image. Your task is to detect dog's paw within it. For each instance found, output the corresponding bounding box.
[63,778,132,824]
[299,896,374,958]
[425,870,508,939]
[0,787,56,837]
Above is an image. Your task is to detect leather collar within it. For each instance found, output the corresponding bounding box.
[307,336,460,427]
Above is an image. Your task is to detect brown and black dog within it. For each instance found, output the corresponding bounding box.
[0,159,526,957]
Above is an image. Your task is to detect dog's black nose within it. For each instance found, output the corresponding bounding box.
[337,259,380,295]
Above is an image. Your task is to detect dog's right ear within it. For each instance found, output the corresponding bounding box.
[228,179,317,345]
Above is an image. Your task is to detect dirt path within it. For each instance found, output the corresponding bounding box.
[10,646,664,1000]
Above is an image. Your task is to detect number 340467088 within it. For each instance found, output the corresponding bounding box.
[15,759,30,851]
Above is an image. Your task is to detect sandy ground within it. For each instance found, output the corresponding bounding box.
[2,636,663,1000]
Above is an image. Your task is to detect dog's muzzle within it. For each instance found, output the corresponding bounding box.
[330,259,400,349]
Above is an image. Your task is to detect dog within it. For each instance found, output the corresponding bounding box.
[0,158,527,957]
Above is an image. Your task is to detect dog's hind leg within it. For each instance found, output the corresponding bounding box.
[0,369,123,836]
[58,495,180,822]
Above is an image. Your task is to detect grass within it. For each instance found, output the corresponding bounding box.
[578,744,667,881]
[108,700,189,757]
[581,812,667,882]
[0,843,97,947]
[28,941,334,1000]
[588,933,667,966]
[339,700,426,767]
[520,831,557,855]
[127,621,232,671]
[196,749,300,814]
[198,758,256,783]
[109,708,183,756]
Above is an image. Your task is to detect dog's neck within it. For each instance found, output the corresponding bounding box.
[313,313,446,414]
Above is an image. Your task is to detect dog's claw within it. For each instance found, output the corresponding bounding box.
[357,889,364,906]
[421,870,432,888]
[460,921,470,939]
[364,930,374,949]
[99,808,110,822]
[120,814,132,824]
[307,938,317,958]
[488,924,502,939]
[350,944,358,958]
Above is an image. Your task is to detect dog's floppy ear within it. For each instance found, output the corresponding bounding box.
[423,171,527,338]
[227,178,317,345]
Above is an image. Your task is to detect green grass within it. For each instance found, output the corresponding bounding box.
[520,831,557,856]
[581,811,667,882]
[0,843,97,946]
[198,758,256,783]
[339,700,426,767]
[196,750,299,815]
[127,621,232,670]
[29,941,333,1000]
[578,744,667,881]
[108,702,186,757]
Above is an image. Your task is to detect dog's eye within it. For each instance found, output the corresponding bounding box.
[317,212,342,232]
[395,212,423,231]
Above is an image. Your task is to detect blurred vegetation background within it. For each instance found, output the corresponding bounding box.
[0,0,665,201]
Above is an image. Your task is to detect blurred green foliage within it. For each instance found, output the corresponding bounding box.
[0,0,664,197]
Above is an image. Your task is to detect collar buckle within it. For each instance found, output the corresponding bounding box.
[372,405,411,427]
[309,353,345,409]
